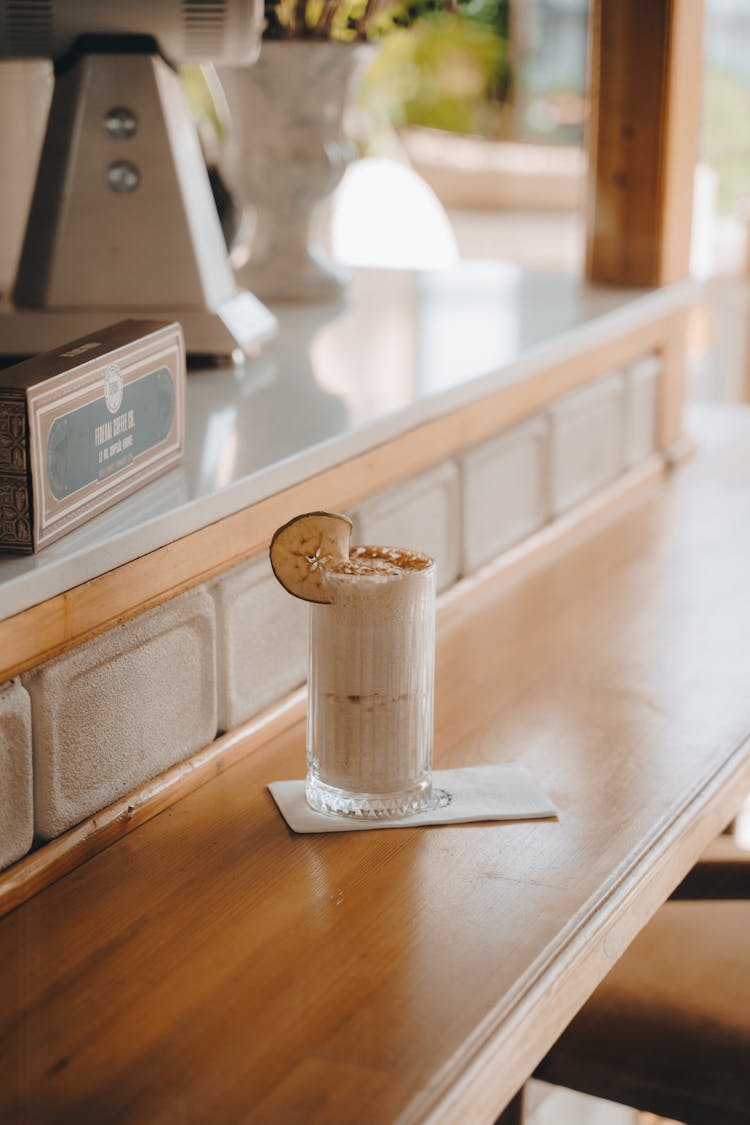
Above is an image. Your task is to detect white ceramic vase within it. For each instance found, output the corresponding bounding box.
[220,42,373,302]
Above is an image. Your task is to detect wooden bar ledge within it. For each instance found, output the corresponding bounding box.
[1,404,749,1125]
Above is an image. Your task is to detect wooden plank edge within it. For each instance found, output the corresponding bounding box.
[0,687,306,920]
[0,451,676,920]
[408,730,750,1125]
[0,309,685,684]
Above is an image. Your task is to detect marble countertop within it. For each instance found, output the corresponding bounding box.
[0,263,688,620]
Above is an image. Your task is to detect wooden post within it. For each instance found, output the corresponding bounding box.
[585,0,704,287]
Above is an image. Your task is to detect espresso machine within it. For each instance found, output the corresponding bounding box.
[0,0,277,357]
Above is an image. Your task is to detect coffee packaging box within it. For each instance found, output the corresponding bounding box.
[0,320,185,553]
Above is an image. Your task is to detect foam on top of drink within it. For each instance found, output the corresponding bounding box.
[319,545,435,609]
[324,545,433,577]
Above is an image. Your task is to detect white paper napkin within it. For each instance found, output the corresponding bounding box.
[268,764,557,833]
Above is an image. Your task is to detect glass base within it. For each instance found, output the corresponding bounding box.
[306,774,433,820]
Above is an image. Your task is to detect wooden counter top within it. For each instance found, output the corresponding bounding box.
[2,405,749,1125]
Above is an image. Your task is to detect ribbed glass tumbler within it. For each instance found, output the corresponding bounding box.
[306,547,436,819]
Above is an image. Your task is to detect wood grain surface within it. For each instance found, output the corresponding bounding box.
[2,405,748,1125]
[0,688,307,920]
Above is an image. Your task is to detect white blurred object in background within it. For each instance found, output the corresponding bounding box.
[326,157,459,271]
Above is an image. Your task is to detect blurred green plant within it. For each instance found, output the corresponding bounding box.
[259,0,511,136]
[361,0,510,138]
[263,0,464,41]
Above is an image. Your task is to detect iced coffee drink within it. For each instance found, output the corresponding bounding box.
[269,513,436,819]
[307,546,435,817]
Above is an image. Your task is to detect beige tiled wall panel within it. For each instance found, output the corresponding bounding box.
[0,679,33,870]
[210,553,308,733]
[460,415,549,573]
[625,354,661,467]
[550,373,626,516]
[24,588,217,840]
[351,462,460,592]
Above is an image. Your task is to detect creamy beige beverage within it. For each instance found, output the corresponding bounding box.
[306,545,436,818]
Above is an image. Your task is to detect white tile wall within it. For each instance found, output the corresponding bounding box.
[351,462,461,592]
[210,553,308,733]
[550,372,627,516]
[24,587,217,839]
[625,354,661,467]
[460,415,549,573]
[0,679,33,870]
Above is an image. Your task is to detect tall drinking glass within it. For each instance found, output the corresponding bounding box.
[306,546,436,818]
